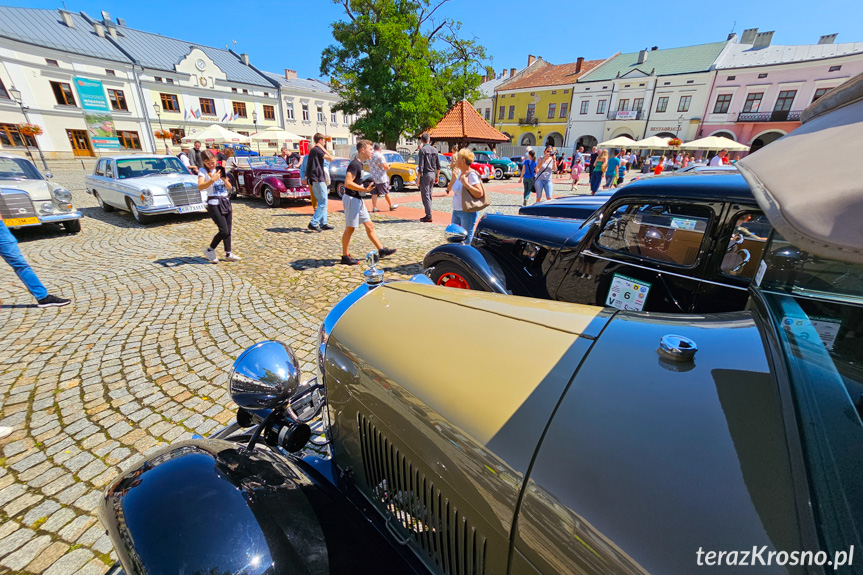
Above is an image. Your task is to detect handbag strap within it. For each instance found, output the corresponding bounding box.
[466,169,484,198]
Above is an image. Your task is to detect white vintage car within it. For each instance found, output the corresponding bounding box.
[0,152,82,233]
[85,155,205,224]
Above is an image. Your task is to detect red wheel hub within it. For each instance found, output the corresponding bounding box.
[437,272,470,289]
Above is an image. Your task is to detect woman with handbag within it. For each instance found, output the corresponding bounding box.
[534,146,555,203]
[447,148,487,244]
[198,150,240,263]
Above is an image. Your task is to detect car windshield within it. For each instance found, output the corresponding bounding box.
[248,157,289,169]
[116,158,187,179]
[439,155,451,166]
[384,153,404,164]
[757,231,863,551]
[0,157,42,180]
[330,159,349,170]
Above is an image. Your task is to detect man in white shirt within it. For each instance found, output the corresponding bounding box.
[178,145,196,174]
[709,149,728,166]
[368,143,398,212]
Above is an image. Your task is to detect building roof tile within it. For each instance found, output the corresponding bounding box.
[497,59,605,91]
[428,100,510,143]
[579,42,728,81]
[716,42,863,69]
[262,72,334,95]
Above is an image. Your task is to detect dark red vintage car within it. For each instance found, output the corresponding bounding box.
[228,157,310,207]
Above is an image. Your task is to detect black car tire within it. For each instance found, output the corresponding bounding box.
[337,183,345,200]
[494,168,503,180]
[227,175,238,199]
[63,220,82,234]
[95,191,114,212]
[430,262,480,290]
[263,185,281,208]
[437,174,449,188]
[126,199,152,225]
[391,175,404,193]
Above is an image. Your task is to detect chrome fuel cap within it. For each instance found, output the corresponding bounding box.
[658,334,698,361]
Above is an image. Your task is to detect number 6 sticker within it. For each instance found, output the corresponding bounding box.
[606,273,652,311]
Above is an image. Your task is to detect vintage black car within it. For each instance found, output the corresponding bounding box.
[425,173,770,313]
[98,74,863,575]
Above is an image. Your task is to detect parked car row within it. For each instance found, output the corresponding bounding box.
[0,153,82,233]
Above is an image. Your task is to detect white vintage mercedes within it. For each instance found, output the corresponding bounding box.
[0,152,82,233]
[85,155,204,224]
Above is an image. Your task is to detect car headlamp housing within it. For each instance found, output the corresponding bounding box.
[140,188,154,206]
[40,202,54,214]
[52,188,73,203]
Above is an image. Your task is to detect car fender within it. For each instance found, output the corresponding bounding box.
[100,438,418,575]
[423,243,509,294]
[258,176,286,196]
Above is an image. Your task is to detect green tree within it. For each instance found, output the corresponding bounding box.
[321,0,488,149]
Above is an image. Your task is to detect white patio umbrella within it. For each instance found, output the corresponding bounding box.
[630,136,671,149]
[598,136,637,148]
[250,127,302,144]
[679,135,750,151]
[181,124,250,145]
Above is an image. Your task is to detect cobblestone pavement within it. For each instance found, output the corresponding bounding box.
[0,166,607,573]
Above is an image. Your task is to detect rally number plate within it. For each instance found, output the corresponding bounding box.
[3,217,39,226]
[178,204,206,214]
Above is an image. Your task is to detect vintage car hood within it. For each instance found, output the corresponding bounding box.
[518,195,609,218]
[389,162,415,172]
[516,311,807,574]
[478,212,588,249]
[324,282,611,573]
[118,173,198,191]
[0,178,55,201]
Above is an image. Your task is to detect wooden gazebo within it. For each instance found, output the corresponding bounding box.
[427,100,511,149]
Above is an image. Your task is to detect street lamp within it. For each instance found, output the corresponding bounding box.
[153,102,168,154]
[676,114,685,138]
[9,86,48,170]
[252,110,259,154]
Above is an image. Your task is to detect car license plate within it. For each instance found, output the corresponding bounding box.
[178,204,206,213]
[3,217,39,226]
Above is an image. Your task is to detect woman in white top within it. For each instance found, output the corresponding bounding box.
[446,148,484,243]
[197,150,239,263]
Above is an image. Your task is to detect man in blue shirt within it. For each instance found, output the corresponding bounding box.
[518,150,537,206]
[605,149,621,189]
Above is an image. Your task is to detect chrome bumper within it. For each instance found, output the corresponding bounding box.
[136,205,206,215]
[6,211,84,227]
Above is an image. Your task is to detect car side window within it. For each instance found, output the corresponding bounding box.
[105,160,115,179]
[94,160,105,177]
[596,202,713,267]
[720,211,771,279]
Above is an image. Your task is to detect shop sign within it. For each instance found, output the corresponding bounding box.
[650,126,678,132]
[616,111,639,120]
[73,77,121,148]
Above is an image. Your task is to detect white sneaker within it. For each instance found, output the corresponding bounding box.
[204,247,218,263]
[225,252,242,262]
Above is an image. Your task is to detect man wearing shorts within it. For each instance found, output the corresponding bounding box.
[368,143,398,213]
[340,140,397,265]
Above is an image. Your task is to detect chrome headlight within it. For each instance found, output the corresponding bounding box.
[139,188,154,206]
[40,202,54,214]
[52,188,72,203]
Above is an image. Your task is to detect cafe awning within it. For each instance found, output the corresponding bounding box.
[679,136,750,151]
[181,124,250,145]
[629,136,671,149]
[250,127,302,144]
[427,100,511,144]
[598,136,637,148]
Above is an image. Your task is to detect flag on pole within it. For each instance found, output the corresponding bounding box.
[221,113,228,122]
[195,109,201,119]
[190,108,197,119]
[184,109,188,121]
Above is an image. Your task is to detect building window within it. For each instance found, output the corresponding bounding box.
[316,105,324,122]
[617,99,629,111]
[302,103,309,121]
[498,106,505,120]
[108,89,128,111]
[812,87,831,103]
[742,92,763,113]
[829,65,841,72]
[264,105,276,120]
[508,105,515,120]
[484,108,490,121]
[677,95,691,112]
[559,102,568,118]
[713,94,732,113]
[242,89,248,94]
[655,97,669,113]
[758,73,768,79]
[237,131,249,137]
[773,90,797,112]
[231,87,237,93]
[105,69,116,76]
[633,98,644,111]
[526,103,535,119]
[166,78,174,84]
[154,76,163,82]
[579,100,589,114]
[232,101,247,117]
[530,92,535,96]
[551,91,557,95]
[171,128,186,145]
[286,102,294,120]
[547,103,556,118]
[117,131,141,150]
[160,93,179,112]
[0,123,36,147]
[198,98,215,116]
[663,81,670,86]
[330,111,337,123]
[0,78,8,99]
[563,89,569,94]
[686,80,694,84]
[596,99,607,114]
[264,92,270,98]
[46,59,59,66]
[726,75,736,81]
[50,81,76,106]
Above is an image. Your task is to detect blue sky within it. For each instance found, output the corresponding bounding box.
[10,0,863,81]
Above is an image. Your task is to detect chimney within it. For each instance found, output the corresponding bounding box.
[741,28,759,44]
[510,68,516,77]
[753,31,774,48]
[528,54,536,66]
[100,10,110,23]
[284,69,297,80]
[59,9,74,27]
[92,22,105,38]
[576,56,584,73]
[727,32,737,41]
[637,50,648,64]
[818,33,838,44]
[651,46,658,51]
[117,17,126,26]
[240,53,250,66]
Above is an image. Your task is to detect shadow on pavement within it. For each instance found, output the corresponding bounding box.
[8,225,72,243]
[80,206,208,229]
[290,258,340,270]
[154,257,214,267]
[266,227,312,234]
[382,262,424,275]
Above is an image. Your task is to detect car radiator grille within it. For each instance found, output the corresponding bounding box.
[358,413,486,575]
[167,182,201,206]
[0,191,37,219]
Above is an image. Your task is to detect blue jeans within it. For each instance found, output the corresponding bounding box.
[535,179,553,200]
[451,210,479,244]
[605,173,615,188]
[0,221,48,300]
[309,182,328,226]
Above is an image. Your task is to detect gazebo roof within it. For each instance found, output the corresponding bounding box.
[428,100,511,143]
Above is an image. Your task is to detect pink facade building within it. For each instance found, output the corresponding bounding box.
[700,29,863,153]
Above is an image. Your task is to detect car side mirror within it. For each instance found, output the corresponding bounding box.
[445,224,468,243]
[229,341,301,410]
[44,171,53,179]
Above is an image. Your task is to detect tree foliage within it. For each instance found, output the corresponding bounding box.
[321,0,488,148]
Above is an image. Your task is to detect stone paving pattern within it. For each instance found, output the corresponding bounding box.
[0,165,615,574]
